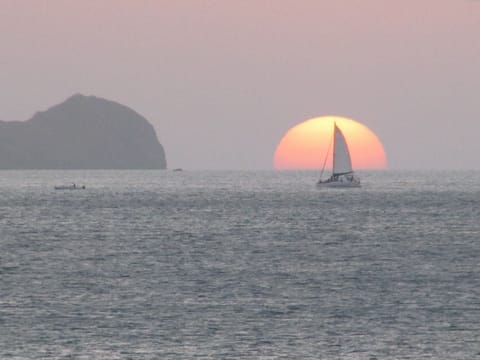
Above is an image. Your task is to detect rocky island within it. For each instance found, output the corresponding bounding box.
[0,94,167,169]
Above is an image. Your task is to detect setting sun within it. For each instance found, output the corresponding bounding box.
[274,116,387,170]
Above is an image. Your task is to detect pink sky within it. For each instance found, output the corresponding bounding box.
[1,0,479,169]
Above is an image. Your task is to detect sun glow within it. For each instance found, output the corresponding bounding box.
[274,116,387,170]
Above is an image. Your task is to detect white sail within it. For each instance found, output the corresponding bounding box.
[332,124,353,175]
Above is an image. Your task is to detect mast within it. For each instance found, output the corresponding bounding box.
[332,122,337,174]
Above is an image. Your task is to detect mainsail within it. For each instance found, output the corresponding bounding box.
[332,124,353,176]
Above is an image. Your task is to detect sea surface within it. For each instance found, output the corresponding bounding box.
[0,170,479,359]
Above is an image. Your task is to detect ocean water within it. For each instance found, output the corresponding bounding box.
[0,170,479,359]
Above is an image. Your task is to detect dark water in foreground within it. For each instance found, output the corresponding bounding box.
[1,170,479,359]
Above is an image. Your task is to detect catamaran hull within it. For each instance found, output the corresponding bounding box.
[316,180,361,188]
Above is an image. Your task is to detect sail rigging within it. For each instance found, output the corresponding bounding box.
[319,131,333,180]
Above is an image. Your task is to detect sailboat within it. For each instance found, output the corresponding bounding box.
[316,122,361,188]
[54,183,86,190]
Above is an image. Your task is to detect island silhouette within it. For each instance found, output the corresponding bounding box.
[0,94,167,169]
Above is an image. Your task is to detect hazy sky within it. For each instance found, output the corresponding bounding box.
[1,0,479,170]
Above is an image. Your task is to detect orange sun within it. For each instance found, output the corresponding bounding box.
[274,116,387,170]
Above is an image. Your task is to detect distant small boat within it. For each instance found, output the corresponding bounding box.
[173,168,183,172]
[317,122,361,188]
[54,184,86,190]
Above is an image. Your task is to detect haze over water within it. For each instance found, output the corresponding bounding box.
[1,170,479,358]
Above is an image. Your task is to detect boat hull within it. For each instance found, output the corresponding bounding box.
[316,175,361,188]
[316,181,361,188]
